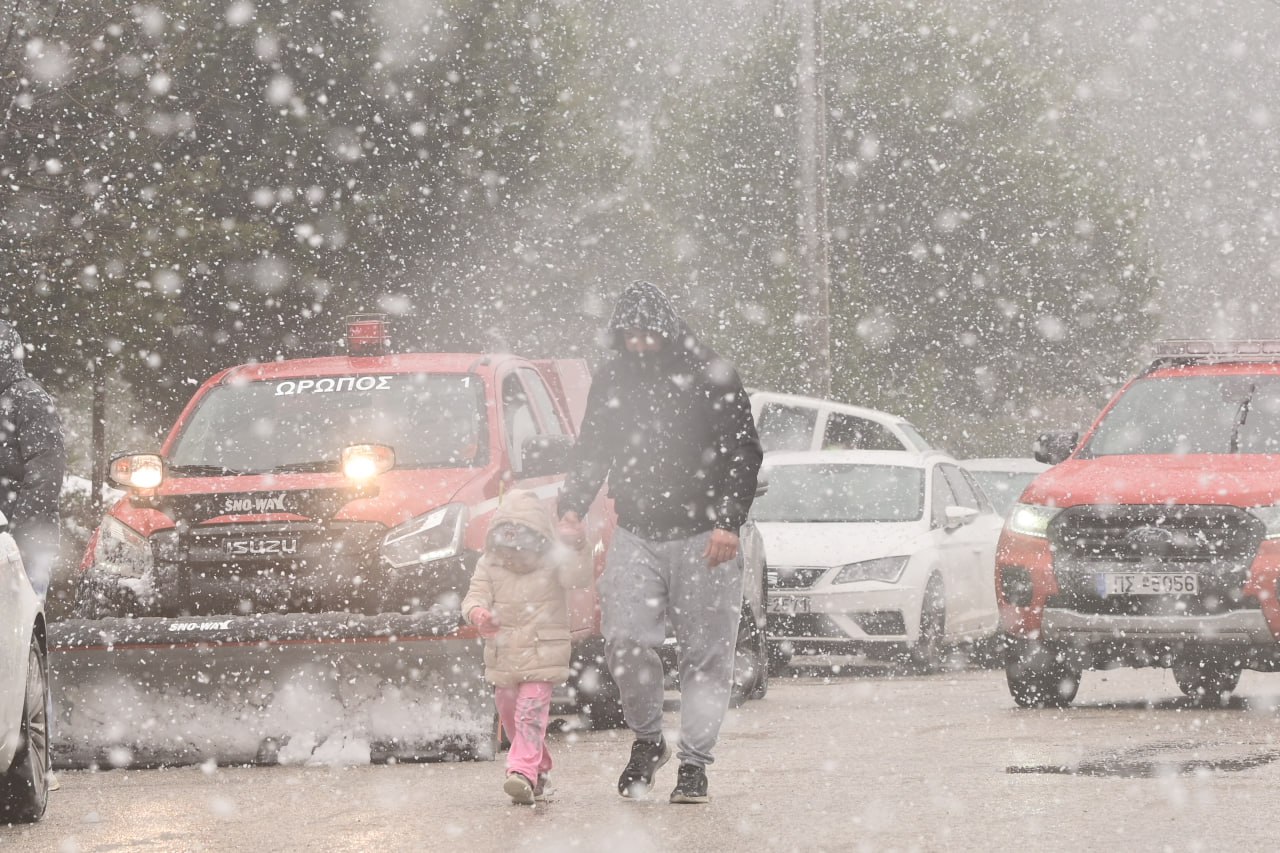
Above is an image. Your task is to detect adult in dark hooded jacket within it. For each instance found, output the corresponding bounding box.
[0,320,65,600]
[558,281,762,805]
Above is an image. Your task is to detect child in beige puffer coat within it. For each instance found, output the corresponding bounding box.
[461,489,593,805]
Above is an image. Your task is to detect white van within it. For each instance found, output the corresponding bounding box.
[749,391,934,454]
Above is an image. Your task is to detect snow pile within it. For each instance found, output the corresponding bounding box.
[52,662,493,769]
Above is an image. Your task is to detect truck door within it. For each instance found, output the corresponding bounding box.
[503,369,598,635]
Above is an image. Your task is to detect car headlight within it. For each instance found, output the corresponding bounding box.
[832,556,908,584]
[92,516,152,578]
[1250,505,1280,539]
[1007,503,1062,539]
[381,503,468,569]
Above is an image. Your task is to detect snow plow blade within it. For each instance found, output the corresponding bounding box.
[47,610,491,769]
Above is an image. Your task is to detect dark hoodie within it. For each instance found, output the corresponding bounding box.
[558,281,763,540]
[0,320,65,542]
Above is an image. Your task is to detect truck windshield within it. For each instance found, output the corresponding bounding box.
[1081,374,1280,456]
[168,373,487,473]
[751,464,925,523]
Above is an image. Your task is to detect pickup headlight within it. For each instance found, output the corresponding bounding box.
[1250,505,1280,539]
[381,503,468,569]
[1007,503,1062,539]
[833,556,908,584]
[92,516,152,578]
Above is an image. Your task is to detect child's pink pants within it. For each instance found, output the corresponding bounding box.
[494,681,554,783]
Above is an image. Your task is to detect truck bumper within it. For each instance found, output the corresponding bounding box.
[1041,607,1275,647]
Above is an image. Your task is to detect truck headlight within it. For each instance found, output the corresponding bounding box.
[93,516,152,578]
[1250,505,1280,539]
[832,556,909,584]
[1007,503,1062,539]
[381,503,468,569]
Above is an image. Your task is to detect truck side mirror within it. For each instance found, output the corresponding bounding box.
[1033,431,1079,465]
[521,435,575,479]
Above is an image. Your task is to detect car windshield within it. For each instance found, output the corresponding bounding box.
[1081,374,1280,457]
[168,373,487,473]
[751,463,925,523]
[967,471,1038,516]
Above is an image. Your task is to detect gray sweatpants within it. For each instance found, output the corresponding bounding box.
[599,526,742,768]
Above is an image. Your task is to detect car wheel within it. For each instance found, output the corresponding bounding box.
[0,635,50,823]
[730,605,768,707]
[571,654,626,730]
[1172,654,1241,706]
[1005,638,1081,709]
[909,576,947,673]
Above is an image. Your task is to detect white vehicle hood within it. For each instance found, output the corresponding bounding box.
[755,521,928,568]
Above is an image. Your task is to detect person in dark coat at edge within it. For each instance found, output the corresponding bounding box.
[558,281,763,804]
[0,319,65,603]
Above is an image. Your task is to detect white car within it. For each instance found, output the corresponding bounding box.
[749,391,934,454]
[958,457,1049,518]
[752,451,1004,671]
[0,512,48,822]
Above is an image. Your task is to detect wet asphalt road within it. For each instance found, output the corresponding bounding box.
[6,663,1280,853]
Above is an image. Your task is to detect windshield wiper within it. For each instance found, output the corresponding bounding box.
[255,460,339,474]
[1229,383,1257,454]
[168,464,247,476]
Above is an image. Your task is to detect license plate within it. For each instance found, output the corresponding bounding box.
[768,595,811,615]
[1096,573,1199,596]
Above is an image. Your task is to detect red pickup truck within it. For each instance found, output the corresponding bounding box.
[997,340,1280,707]
[52,317,768,767]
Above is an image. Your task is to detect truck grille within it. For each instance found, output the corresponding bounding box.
[150,521,389,616]
[767,567,829,589]
[1047,505,1264,616]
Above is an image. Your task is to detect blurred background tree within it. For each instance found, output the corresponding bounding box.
[0,0,1156,466]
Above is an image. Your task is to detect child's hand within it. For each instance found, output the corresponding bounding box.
[470,607,500,638]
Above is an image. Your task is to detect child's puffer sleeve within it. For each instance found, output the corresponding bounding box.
[460,558,495,622]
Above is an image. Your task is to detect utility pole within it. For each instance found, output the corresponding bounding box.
[796,0,831,398]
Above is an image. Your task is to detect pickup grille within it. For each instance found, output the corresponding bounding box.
[148,521,391,616]
[1047,505,1264,616]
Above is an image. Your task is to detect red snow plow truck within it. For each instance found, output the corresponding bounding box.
[49,317,622,768]
[997,340,1280,708]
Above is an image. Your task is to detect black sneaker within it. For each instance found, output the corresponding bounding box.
[617,737,671,798]
[669,763,709,804]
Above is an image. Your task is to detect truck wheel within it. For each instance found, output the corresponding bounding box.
[572,655,626,730]
[1172,655,1241,705]
[1005,638,1081,709]
[0,636,50,823]
[909,576,947,674]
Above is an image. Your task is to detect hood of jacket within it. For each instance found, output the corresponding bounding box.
[605,280,693,351]
[0,321,26,391]
[491,487,556,544]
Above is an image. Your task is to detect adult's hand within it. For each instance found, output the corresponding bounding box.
[558,511,587,549]
[703,529,739,567]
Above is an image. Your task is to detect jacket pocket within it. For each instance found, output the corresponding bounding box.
[534,627,571,669]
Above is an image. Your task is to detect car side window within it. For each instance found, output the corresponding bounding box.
[930,465,957,529]
[822,413,904,451]
[958,468,995,514]
[502,373,539,473]
[517,368,565,436]
[757,403,817,452]
[941,464,981,512]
